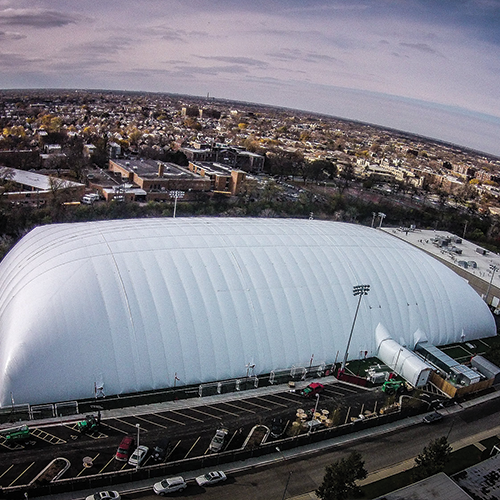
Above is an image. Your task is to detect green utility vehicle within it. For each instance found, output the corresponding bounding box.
[382,380,408,395]
[77,414,100,434]
[1,424,30,442]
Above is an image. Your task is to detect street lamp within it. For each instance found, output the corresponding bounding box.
[169,190,185,218]
[341,285,370,373]
[276,447,292,500]
[135,423,140,470]
[485,264,499,304]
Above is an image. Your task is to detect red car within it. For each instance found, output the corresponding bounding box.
[115,435,135,461]
[300,382,324,398]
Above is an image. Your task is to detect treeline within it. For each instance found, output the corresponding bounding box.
[0,187,496,261]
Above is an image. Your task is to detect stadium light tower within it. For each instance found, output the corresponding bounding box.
[169,190,185,218]
[378,212,386,228]
[341,284,370,373]
[485,264,499,304]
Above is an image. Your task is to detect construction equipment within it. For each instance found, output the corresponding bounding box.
[77,413,100,434]
[1,424,30,442]
[382,380,408,395]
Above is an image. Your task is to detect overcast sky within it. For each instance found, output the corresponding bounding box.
[2,0,500,156]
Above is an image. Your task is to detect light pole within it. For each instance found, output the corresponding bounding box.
[341,285,370,373]
[485,264,499,304]
[135,423,140,470]
[371,212,376,228]
[169,190,185,218]
[378,212,386,228]
[276,447,292,500]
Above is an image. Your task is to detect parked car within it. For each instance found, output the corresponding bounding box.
[305,419,323,432]
[195,470,227,486]
[153,477,187,495]
[423,411,443,424]
[128,445,149,466]
[151,439,171,463]
[115,435,134,461]
[86,491,120,500]
[270,417,287,439]
[300,382,324,398]
[209,428,228,453]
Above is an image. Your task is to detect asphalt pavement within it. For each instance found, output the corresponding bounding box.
[30,384,500,500]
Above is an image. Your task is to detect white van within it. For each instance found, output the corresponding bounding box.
[82,194,100,204]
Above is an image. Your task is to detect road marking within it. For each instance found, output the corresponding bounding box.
[184,436,201,459]
[207,404,243,416]
[189,407,223,419]
[169,410,204,422]
[225,430,238,449]
[0,464,14,478]
[237,399,273,410]
[0,435,24,450]
[99,456,115,474]
[30,428,66,444]
[167,440,181,459]
[153,413,187,426]
[114,418,149,431]
[269,393,301,403]
[77,453,100,476]
[255,396,288,408]
[100,422,129,434]
[135,415,169,430]
[9,462,34,486]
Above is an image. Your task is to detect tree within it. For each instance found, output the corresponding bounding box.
[316,451,367,500]
[413,436,452,480]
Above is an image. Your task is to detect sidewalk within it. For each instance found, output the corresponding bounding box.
[289,393,500,500]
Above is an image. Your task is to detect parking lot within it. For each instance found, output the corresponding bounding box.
[0,380,383,488]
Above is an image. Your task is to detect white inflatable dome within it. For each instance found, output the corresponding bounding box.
[0,218,495,406]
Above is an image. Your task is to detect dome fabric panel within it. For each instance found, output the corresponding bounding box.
[0,218,495,406]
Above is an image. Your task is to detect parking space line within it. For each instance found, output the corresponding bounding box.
[135,415,169,430]
[99,456,115,474]
[169,410,204,422]
[184,436,201,459]
[114,418,149,431]
[225,430,239,449]
[0,464,14,478]
[167,440,181,459]
[255,396,288,408]
[0,436,24,450]
[153,413,187,426]
[207,403,244,416]
[77,453,100,476]
[237,399,274,410]
[30,428,66,445]
[269,393,302,403]
[100,422,129,435]
[189,407,223,420]
[9,462,34,487]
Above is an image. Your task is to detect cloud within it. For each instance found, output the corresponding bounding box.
[0,30,26,40]
[0,52,41,68]
[153,27,209,42]
[399,42,441,55]
[195,55,268,68]
[267,48,340,65]
[0,8,83,28]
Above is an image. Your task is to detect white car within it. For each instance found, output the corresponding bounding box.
[196,470,227,486]
[128,445,149,466]
[153,476,187,495]
[86,492,120,500]
[209,428,228,453]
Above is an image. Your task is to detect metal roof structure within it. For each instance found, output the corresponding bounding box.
[0,218,495,406]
